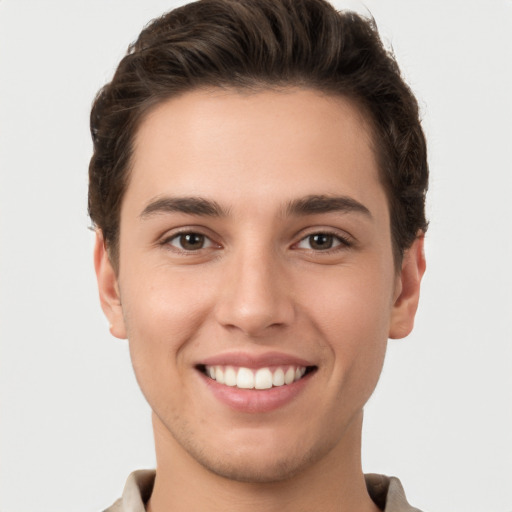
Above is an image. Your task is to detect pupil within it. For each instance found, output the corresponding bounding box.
[181,233,204,250]
[310,234,332,250]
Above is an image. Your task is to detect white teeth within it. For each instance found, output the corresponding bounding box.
[204,365,310,389]
[224,367,237,387]
[284,367,295,385]
[254,368,273,389]
[216,367,225,384]
[237,367,254,389]
[272,368,285,387]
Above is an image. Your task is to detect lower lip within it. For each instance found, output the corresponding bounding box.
[199,371,314,413]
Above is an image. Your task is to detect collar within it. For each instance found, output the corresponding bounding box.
[104,470,422,512]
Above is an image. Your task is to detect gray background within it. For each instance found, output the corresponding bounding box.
[1,1,511,510]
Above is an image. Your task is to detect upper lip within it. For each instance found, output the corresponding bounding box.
[197,351,316,369]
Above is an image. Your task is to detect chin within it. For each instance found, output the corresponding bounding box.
[194,446,321,484]
[175,423,334,484]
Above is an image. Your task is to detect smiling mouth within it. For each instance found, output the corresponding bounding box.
[197,364,317,390]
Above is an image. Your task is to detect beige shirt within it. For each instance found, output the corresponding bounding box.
[103,470,423,512]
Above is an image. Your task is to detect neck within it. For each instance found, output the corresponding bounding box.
[146,411,380,512]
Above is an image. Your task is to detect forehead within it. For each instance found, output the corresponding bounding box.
[125,88,386,219]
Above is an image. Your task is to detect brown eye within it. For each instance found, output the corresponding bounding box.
[296,232,349,251]
[180,233,204,250]
[308,233,334,250]
[168,232,213,251]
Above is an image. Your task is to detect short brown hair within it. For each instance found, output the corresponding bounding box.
[88,0,428,267]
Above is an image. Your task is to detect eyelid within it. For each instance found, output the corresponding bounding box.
[292,229,354,251]
[168,233,215,249]
[157,226,354,254]
[159,227,223,252]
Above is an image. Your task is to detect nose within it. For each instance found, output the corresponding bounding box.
[214,246,295,337]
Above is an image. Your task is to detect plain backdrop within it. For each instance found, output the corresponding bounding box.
[1,1,511,511]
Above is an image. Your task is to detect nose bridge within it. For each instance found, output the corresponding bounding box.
[216,239,293,336]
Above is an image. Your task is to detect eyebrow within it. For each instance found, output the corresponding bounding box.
[284,194,372,218]
[140,196,228,219]
[139,194,371,220]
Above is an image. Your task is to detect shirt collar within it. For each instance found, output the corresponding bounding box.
[105,470,422,512]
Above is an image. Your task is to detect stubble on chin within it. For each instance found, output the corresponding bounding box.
[154,411,346,485]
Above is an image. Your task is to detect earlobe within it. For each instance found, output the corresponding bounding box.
[94,231,127,339]
[389,234,426,340]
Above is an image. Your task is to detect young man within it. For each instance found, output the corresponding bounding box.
[90,0,428,510]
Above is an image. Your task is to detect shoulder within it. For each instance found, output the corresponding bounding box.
[102,498,123,512]
[365,473,423,512]
[102,470,156,512]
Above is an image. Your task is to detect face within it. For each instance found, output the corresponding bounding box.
[96,88,424,483]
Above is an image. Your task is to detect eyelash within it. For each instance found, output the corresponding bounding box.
[160,229,352,254]
[294,231,352,252]
[161,230,219,254]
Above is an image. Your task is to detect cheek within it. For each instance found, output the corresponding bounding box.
[119,266,216,378]
[304,263,393,385]
[310,260,394,334]
[118,271,217,422]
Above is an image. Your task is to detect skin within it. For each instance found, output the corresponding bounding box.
[95,88,425,512]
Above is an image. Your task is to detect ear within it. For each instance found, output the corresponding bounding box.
[94,231,127,339]
[389,234,426,339]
